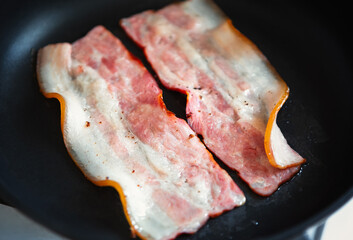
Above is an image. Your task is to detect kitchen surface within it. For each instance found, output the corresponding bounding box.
[1,197,353,240]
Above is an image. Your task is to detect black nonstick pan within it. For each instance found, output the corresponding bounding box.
[0,0,352,239]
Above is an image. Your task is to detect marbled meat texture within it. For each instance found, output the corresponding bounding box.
[37,26,245,240]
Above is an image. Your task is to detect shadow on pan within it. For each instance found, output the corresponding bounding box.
[0,0,352,239]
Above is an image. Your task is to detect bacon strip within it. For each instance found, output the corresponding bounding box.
[37,26,245,240]
[121,0,305,196]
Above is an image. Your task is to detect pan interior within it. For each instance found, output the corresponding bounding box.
[0,0,352,240]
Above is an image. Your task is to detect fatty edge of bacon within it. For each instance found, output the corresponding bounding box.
[36,26,245,240]
[121,0,305,196]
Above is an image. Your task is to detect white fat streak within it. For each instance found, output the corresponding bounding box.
[270,117,303,167]
[183,0,224,30]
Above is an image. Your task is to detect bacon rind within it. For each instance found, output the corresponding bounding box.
[121,0,305,196]
[37,26,245,240]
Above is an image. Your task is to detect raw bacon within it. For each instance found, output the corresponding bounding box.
[121,0,305,196]
[37,26,245,240]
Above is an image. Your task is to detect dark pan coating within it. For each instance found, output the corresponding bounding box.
[0,0,352,240]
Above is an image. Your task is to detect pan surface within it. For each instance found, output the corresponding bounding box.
[0,0,352,239]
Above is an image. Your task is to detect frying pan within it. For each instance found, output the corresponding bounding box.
[0,0,352,239]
